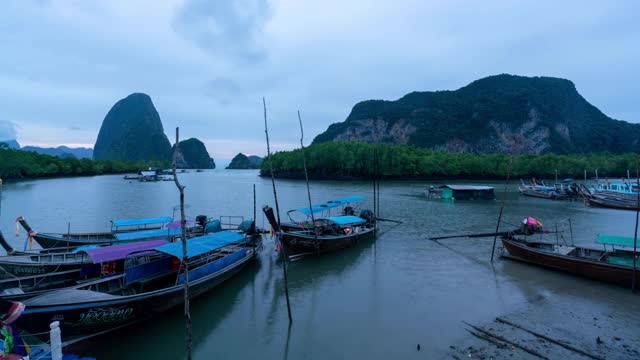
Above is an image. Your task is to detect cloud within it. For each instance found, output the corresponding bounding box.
[1,0,639,161]
[205,77,242,105]
[173,0,271,63]
[0,120,17,141]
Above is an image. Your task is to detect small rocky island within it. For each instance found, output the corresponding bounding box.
[226,153,263,169]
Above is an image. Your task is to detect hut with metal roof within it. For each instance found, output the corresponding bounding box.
[439,185,495,200]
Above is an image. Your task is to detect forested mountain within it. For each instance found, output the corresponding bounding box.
[313,74,640,154]
[93,93,171,161]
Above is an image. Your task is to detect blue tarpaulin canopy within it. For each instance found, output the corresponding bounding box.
[154,231,245,260]
[596,234,637,247]
[114,228,181,241]
[325,216,366,225]
[295,196,365,215]
[111,217,172,228]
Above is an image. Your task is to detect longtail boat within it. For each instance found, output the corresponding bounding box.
[13,230,260,343]
[15,216,174,250]
[263,196,376,260]
[0,240,168,302]
[578,185,640,211]
[501,233,640,287]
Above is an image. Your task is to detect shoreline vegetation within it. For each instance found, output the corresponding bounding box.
[0,147,165,180]
[259,142,640,180]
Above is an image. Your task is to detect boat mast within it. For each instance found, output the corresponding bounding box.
[263,97,292,324]
[297,111,319,251]
[172,127,192,359]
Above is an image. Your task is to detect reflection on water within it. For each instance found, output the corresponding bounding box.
[0,170,639,359]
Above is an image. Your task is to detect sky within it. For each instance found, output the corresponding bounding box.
[1,0,639,160]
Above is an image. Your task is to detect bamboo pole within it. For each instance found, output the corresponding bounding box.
[173,127,192,360]
[491,158,513,262]
[568,218,574,246]
[633,165,639,291]
[297,111,318,250]
[253,184,257,235]
[373,148,377,231]
[0,178,3,218]
[263,98,292,323]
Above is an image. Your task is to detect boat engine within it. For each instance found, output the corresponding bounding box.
[359,209,376,225]
[195,215,208,227]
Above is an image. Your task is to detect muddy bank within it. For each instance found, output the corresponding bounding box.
[447,280,640,359]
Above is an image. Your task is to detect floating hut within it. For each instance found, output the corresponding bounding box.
[440,185,495,200]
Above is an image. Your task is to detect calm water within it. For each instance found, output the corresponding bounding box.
[0,170,638,359]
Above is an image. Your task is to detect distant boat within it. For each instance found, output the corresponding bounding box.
[501,233,640,287]
[518,179,579,200]
[263,196,376,260]
[12,231,260,343]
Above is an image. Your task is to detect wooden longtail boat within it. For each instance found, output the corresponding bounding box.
[501,233,640,287]
[586,194,639,211]
[15,216,174,250]
[263,196,376,260]
[15,215,256,251]
[0,240,169,302]
[518,180,579,200]
[12,231,260,343]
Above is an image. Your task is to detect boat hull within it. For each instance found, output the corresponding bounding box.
[0,261,86,280]
[17,248,257,342]
[587,196,639,211]
[501,238,640,287]
[281,228,376,260]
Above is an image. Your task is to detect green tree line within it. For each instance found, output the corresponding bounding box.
[0,146,166,179]
[261,141,640,179]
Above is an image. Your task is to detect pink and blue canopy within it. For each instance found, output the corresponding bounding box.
[83,239,168,263]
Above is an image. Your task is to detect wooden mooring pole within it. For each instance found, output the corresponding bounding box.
[297,111,319,250]
[491,158,513,262]
[173,127,192,359]
[263,98,292,323]
[633,165,639,291]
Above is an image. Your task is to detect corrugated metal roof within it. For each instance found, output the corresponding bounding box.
[112,217,172,227]
[155,231,245,260]
[325,216,366,225]
[596,234,636,247]
[114,228,181,241]
[296,195,365,215]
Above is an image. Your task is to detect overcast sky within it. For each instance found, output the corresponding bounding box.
[1,0,638,160]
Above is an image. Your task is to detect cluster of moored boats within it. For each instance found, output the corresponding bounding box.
[0,194,377,357]
[518,178,640,211]
[0,214,261,356]
[424,177,640,291]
